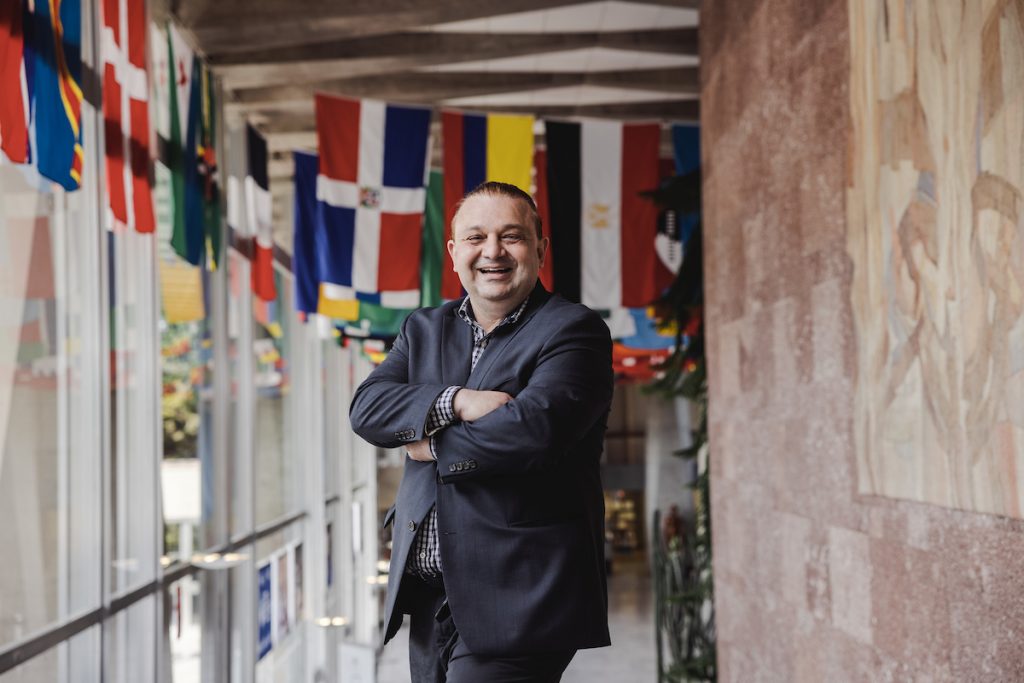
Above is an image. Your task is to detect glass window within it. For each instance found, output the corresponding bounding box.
[0,625,100,683]
[104,595,157,683]
[163,575,202,682]
[228,250,253,539]
[0,164,102,647]
[110,229,161,594]
[253,522,306,681]
[254,272,300,526]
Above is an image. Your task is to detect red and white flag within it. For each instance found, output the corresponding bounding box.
[0,0,29,164]
[102,0,155,232]
[246,124,276,302]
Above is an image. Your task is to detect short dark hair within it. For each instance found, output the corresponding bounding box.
[451,181,543,239]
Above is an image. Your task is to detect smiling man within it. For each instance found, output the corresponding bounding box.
[350,181,614,682]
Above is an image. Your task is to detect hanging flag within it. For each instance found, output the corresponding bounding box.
[225,125,247,249]
[419,170,444,308]
[167,25,203,264]
[0,0,29,164]
[440,110,534,300]
[102,0,155,233]
[292,150,320,316]
[246,124,275,301]
[159,257,205,322]
[315,94,431,308]
[34,0,84,190]
[545,119,671,309]
[295,149,417,335]
[533,148,554,291]
[199,67,221,268]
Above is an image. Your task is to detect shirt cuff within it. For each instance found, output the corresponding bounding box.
[425,385,460,436]
[429,435,438,461]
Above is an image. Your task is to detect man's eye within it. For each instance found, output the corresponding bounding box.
[503,235,523,243]
[465,235,483,242]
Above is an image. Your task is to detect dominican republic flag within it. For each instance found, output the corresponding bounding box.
[0,0,29,164]
[102,0,154,232]
[34,0,84,190]
[315,94,431,309]
[545,119,674,309]
[246,124,276,302]
[295,149,419,337]
[440,110,534,300]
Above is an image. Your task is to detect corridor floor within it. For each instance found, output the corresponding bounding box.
[376,555,656,682]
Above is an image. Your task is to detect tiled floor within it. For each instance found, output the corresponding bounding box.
[376,555,656,682]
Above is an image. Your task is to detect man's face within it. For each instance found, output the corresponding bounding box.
[447,193,547,309]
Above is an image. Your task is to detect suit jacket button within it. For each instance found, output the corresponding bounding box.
[448,464,456,472]
[408,521,416,532]
[469,461,477,469]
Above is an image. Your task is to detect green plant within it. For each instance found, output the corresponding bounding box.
[645,168,715,682]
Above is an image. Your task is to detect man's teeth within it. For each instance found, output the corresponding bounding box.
[479,267,510,273]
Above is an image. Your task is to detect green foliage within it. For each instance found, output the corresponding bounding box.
[162,321,202,459]
[647,167,716,682]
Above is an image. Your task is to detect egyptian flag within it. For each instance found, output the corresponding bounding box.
[246,124,275,302]
[102,0,155,232]
[440,111,534,300]
[315,94,431,309]
[34,0,84,190]
[545,119,672,309]
[0,0,29,164]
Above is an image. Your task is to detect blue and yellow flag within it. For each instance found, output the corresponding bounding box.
[33,0,83,190]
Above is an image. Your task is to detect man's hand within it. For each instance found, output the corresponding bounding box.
[453,389,513,423]
[406,438,433,462]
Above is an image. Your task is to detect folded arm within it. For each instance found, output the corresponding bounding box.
[348,316,451,449]
[433,312,613,482]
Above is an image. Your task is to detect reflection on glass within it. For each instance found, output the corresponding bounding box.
[0,168,60,646]
[110,228,161,593]
[164,575,202,683]
[0,165,104,645]
[254,273,299,525]
[105,594,157,683]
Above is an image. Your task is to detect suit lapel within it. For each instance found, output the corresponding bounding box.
[441,304,473,386]
[467,285,551,389]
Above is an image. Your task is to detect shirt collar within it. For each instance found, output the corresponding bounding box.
[457,295,530,333]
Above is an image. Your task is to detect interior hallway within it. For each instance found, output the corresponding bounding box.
[376,556,656,682]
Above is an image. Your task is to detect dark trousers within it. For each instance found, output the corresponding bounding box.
[402,574,576,683]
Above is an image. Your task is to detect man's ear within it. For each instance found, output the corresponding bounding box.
[447,239,457,270]
[537,236,549,267]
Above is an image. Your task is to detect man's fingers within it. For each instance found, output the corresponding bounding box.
[454,389,514,422]
[406,438,433,462]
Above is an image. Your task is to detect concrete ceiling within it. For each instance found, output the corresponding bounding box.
[169,0,700,246]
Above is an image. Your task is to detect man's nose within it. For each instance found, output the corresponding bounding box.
[482,235,504,258]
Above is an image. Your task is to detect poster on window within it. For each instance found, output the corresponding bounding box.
[293,543,305,622]
[276,552,290,639]
[257,562,272,660]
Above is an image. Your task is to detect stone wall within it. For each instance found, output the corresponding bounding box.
[701,0,1024,679]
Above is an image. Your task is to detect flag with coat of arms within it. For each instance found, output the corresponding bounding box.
[314,94,432,312]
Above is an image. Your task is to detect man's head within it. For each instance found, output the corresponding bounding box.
[447,182,548,312]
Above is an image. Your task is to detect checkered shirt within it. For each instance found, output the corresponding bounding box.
[406,295,531,580]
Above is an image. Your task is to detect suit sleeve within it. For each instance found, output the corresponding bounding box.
[432,310,613,482]
[349,313,451,449]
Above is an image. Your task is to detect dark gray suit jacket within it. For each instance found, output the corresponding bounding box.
[349,283,613,656]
